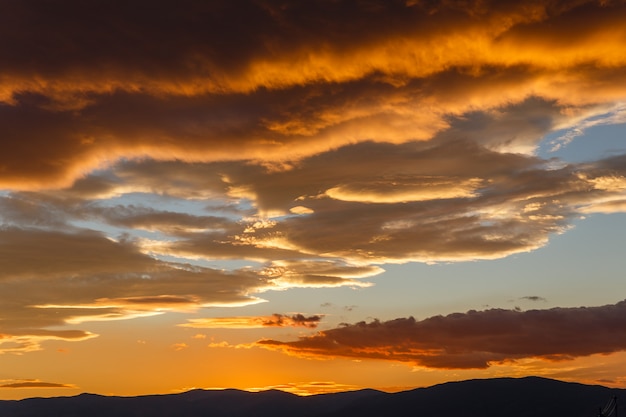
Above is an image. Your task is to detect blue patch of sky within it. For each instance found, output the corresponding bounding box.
[250,211,626,327]
[95,192,257,221]
[149,253,262,271]
[370,212,626,317]
[537,115,626,164]
[97,192,215,215]
[68,218,171,241]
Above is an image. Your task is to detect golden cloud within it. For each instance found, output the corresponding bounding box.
[0,380,77,389]
[181,314,322,329]
[0,1,626,189]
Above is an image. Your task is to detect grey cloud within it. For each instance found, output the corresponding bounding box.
[520,296,548,302]
[257,300,626,369]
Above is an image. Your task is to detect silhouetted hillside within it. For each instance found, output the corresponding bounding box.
[0,377,621,417]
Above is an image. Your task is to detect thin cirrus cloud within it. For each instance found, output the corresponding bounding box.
[256,300,626,369]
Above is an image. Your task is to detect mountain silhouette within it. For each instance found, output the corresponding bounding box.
[0,377,621,417]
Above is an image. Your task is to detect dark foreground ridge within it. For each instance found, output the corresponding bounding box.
[0,377,622,417]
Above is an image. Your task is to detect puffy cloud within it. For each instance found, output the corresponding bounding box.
[256,300,626,369]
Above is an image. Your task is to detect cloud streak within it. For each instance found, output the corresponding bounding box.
[181,314,322,329]
[0,380,76,389]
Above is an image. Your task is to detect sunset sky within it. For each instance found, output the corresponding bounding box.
[2,0,626,400]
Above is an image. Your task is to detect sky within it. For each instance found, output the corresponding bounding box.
[1,0,626,400]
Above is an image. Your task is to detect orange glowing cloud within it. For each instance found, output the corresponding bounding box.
[1,1,626,189]
[324,177,483,203]
[247,381,363,396]
[2,0,626,360]
[0,330,96,355]
[0,223,375,353]
[256,300,626,369]
[0,380,77,389]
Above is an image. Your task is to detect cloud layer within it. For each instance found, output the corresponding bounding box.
[1,0,626,359]
[1,0,626,188]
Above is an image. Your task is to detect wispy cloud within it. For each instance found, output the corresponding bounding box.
[181,314,323,329]
[548,103,626,152]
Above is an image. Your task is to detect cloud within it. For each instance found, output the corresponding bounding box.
[171,343,189,351]
[1,1,626,188]
[1,0,626,357]
[0,227,270,352]
[546,103,626,152]
[256,300,626,369]
[248,381,362,396]
[520,296,548,302]
[0,380,76,389]
[0,224,373,353]
[1,138,625,353]
[0,331,97,355]
[94,139,618,264]
[181,314,322,329]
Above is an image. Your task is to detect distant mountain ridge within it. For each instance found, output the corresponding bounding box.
[0,377,622,417]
